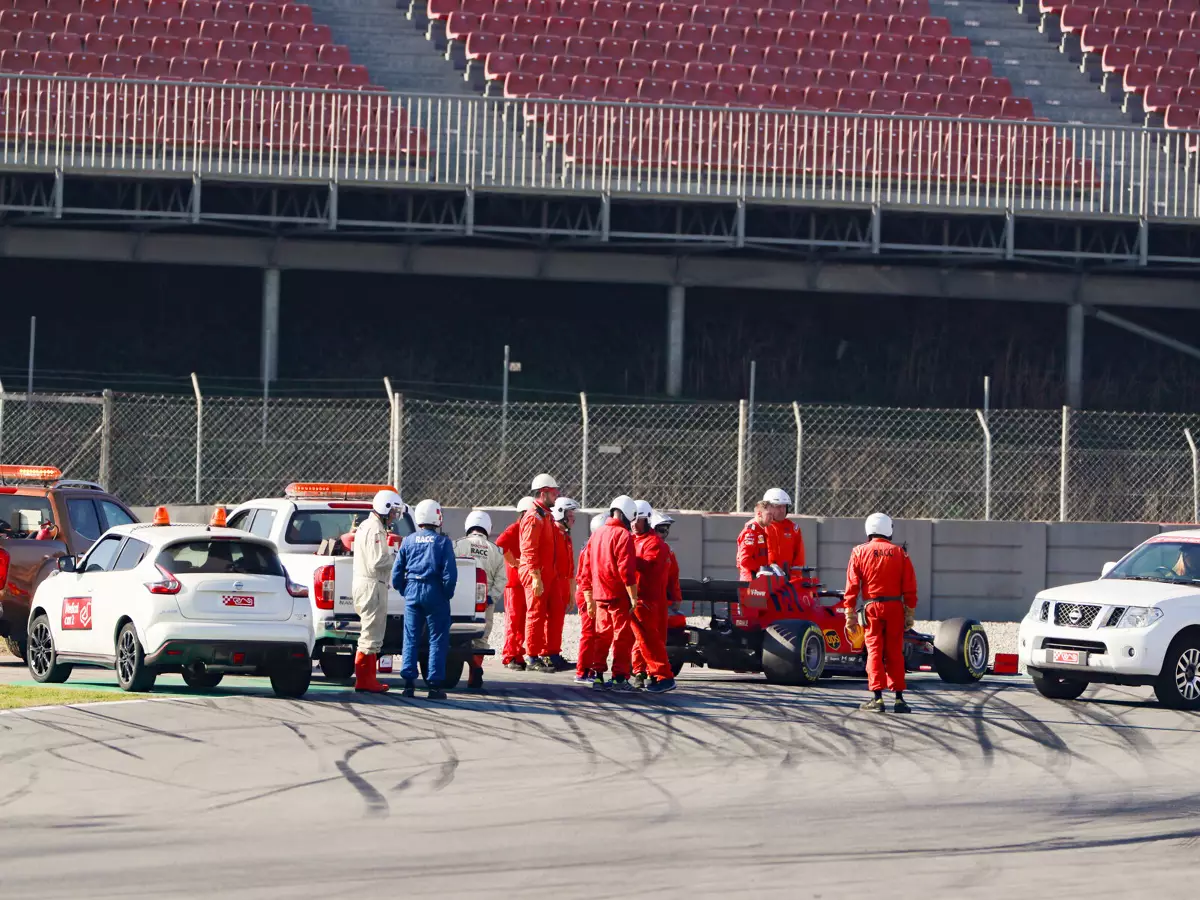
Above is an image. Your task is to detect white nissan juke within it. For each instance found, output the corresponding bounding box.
[1019,529,1200,709]
[26,514,315,697]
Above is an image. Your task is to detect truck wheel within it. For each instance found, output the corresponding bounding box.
[762,620,825,686]
[1154,635,1200,710]
[181,669,224,690]
[319,650,355,682]
[115,623,156,692]
[1032,670,1089,701]
[270,659,312,699]
[5,635,27,662]
[421,655,464,689]
[27,615,71,684]
[933,617,989,684]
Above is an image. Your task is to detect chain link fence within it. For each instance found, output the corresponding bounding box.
[1,384,1198,524]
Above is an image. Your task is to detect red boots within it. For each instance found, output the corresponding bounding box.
[354,651,389,693]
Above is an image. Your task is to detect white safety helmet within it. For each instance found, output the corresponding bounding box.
[531,473,560,491]
[552,497,580,522]
[865,512,893,539]
[763,488,791,507]
[589,513,606,534]
[414,499,444,528]
[609,495,637,523]
[372,489,405,517]
[464,509,492,536]
[633,499,653,521]
[517,496,535,514]
[650,511,675,530]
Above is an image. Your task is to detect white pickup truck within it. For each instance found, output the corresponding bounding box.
[226,483,489,686]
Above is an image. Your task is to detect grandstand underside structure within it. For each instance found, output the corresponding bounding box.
[0,0,1199,402]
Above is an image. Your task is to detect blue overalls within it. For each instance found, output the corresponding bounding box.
[391,526,459,687]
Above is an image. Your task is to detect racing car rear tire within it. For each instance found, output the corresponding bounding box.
[933,617,988,684]
[762,620,825,686]
[1031,671,1089,701]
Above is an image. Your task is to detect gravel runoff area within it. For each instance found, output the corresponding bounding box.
[486,612,1021,664]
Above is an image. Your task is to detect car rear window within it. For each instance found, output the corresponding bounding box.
[284,510,415,546]
[156,540,285,577]
[0,495,53,537]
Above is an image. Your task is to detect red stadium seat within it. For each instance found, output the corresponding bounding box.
[1169,47,1200,68]
[281,4,313,26]
[1080,23,1114,52]
[113,0,149,15]
[940,35,970,56]
[619,56,651,78]
[730,44,764,65]
[738,82,771,105]
[578,16,610,36]
[49,32,82,54]
[626,0,658,22]
[612,20,644,40]
[605,74,638,98]
[1165,103,1200,127]
[935,91,968,114]
[919,14,951,35]
[670,77,704,102]
[1133,46,1168,68]
[873,31,906,53]
[1000,95,1032,117]
[652,57,683,79]
[684,59,716,81]
[810,29,843,50]
[981,75,1011,96]
[863,49,895,71]
[1059,4,1093,33]
[916,72,948,93]
[235,57,268,81]
[86,32,118,54]
[1144,83,1178,111]
[849,68,883,90]
[644,20,675,40]
[960,55,991,77]
[770,82,805,105]
[217,38,251,59]
[638,75,672,99]
[837,86,870,109]
[887,13,920,33]
[67,50,103,73]
[598,36,634,57]
[181,0,214,17]
[284,40,316,62]
[783,65,817,87]
[338,63,368,86]
[894,51,925,73]
[968,93,1000,117]
[533,34,568,55]
[758,8,789,29]
[586,55,618,77]
[856,12,888,31]
[33,11,68,33]
[102,51,137,74]
[698,42,731,63]
[798,47,830,67]
[566,35,600,56]
[100,14,135,33]
[117,34,152,55]
[168,54,202,77]
[65,13,100,34]
[14,31,48,54]
[842,30,873,52]
[868,87,902,110]
[705,81,738,104]
[907,34,939,55]
[33,50,67,72]
[319,43,349,66]
[948,74,981,94]
[883,70,916,91]
[804,84,837,107]
[762,45,794,67]
[632,38,666,58]
[817,68,851,88]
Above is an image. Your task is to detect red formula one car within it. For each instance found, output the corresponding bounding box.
[667,570,989,686]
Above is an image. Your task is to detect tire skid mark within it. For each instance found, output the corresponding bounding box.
[431,732,459,791]
[45,746,214,793]
[334,740,389,818]
[547,696,600,773]
[71,706,204,745]
[27,714,143,760]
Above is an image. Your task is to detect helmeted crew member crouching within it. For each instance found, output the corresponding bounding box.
[392,499,458,701]
[843,512,919,714]
[580,495,639,692]
[735,500,773,581]
[496,496,533,670]
[574,513,606,685]
[546,496,580,672]
[351,489,405,694]
[454,509,506,692]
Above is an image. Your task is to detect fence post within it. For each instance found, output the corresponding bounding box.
[1059,405,1070,523]
[100,388,113,492]
[736,399,747,513]
[975,409,992,521]
[191,373,203,504]
[384,377,395,487]
[1186,427,1199,523]
[580,392,589,508]
[792,401,802,510]
[394,392,404,495]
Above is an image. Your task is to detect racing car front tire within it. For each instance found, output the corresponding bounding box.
[762,620,825,686]
[1031,671,1089,701]
[933,617,989,684]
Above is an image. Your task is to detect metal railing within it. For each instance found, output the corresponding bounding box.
[2,73,1200,220]
[2,380,1198,523]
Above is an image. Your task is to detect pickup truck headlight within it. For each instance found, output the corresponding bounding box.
[1117,607,1163,628]
[1027,598,1041,619]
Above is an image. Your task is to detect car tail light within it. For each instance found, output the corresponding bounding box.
[314,564,335,610]
[0,548,9,592]
[145,563,181,595]
[287,580,309,599]
[475,565,487,613]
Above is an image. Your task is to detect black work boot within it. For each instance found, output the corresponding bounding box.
[894,694,912,714]
[467,666,484,691]
[401,680,416,699]
[860,697,885,713]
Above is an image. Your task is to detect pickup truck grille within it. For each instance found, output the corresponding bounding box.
[1042,638,1108,654]
[1053,603,1100,628]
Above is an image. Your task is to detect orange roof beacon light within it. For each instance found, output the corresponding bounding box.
[284,482,398,501]
[153,507,171,526]
[0,464,62,483]
[209,506,228,527]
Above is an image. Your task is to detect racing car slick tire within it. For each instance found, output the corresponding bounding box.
[181,669,224,690]
[5,635,28,662]
[269,659,312,699]
[933,617,989,684]
[420,655,464,690]
[1031,670,1089,701]
[762,619,825,686]
[115,622,156,693]
[319,650,355,682]
[1153,633,1200,710]
[27,614,71,684]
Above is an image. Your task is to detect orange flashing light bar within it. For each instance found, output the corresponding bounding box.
[0,465,62,482]
[210,507,228,527]
[153,507,171,526]
[284,482,397,501]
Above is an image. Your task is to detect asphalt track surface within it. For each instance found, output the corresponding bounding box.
[0,661,1197,899]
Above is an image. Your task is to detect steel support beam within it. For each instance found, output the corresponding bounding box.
[262,267,280,385]
[3,227,1200,310]
[666,284,685,398]
[1093,309,1200,363]
[1066,302,1085,409]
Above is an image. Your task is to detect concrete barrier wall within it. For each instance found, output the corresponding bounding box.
[134,504,1191,622]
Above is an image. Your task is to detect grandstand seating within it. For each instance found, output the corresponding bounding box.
[0,0,428,156]
[418,0,1099,185]
[1050,0,1200,136]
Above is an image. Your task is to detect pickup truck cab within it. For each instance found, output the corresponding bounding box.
[1019,529,1200,709]
[227,483,489,686]
[0,465,137,660]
